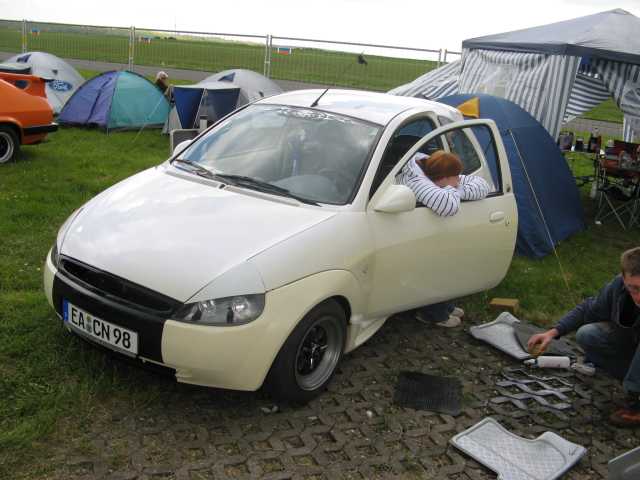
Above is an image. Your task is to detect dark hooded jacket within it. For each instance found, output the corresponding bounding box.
[555,275,640,339]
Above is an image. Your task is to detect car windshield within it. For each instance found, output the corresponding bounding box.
[176,104,381,204]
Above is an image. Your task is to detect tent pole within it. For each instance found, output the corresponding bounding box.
[507,128,577,301]
[132,95,168,144]
[192,90,207,129]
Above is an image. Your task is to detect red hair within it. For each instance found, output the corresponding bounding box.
[419,151,463,180]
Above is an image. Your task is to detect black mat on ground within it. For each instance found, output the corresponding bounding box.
[394,371,462,415]
[513,322,576,357]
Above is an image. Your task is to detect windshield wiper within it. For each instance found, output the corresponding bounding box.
[171,159,222,181]
[214,174,320,206]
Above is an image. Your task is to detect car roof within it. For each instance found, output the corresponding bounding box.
[256,89,462,126]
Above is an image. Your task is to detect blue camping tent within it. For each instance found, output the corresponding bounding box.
[173,81,241,129]
[438,94,585,258]
[58,70,170,130]
[164,69,283,132]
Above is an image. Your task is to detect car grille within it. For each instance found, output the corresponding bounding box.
[59,256,179,315]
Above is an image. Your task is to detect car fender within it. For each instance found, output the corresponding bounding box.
[161,269,366,391]
[0,117,23,140]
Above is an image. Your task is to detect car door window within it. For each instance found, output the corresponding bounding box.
[462,124,502,193]
[369,117,438,198]
[393,123,501,201]
[445,129,482,174]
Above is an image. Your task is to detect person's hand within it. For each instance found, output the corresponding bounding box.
[446,175,460,188]
[527,328,559,355]
[435,175,460,188]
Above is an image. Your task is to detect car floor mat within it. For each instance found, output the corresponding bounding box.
[469,312,530,360]
[512,322,577,358]
[609,445,640,480]
[393,371,462,416]
[451,417,587,480]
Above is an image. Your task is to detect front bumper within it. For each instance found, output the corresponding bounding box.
[24,122,58,135]
[44,249,356,391]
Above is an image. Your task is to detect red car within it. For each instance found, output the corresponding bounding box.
[0,72,58,163]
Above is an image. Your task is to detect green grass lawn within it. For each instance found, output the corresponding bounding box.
[0,27,438,92]
[0,23,626,122]
[0,128,177,479]
[0,20,635,478]
[581,98,623,124]
[1,127,637,478]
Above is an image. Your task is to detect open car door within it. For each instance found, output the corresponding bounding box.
[365,119,517,317]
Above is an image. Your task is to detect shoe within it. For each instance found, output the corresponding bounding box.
[609,407,640,427]
[435,315,462,328]
[609,392,640,428]
[451,307,465,318]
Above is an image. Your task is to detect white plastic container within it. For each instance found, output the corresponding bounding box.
[524,356,571,369]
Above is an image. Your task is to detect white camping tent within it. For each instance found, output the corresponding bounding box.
[4,51,84,114]
[390,9,640,141]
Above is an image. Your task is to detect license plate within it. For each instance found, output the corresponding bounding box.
[63,300,139,356]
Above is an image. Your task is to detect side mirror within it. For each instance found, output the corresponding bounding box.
[173,139,192,156]
[373,184,416,213]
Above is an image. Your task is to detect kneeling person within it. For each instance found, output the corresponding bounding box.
[528,247,640,427]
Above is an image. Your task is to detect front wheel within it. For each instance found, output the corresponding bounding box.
[266,300,346,403]
[0,126,19,164]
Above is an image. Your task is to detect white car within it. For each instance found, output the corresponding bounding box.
[44,89,517,402]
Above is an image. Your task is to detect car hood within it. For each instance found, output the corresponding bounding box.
[60,167,336,302]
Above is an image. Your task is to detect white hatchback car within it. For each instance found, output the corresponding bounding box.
[44,89,517,402]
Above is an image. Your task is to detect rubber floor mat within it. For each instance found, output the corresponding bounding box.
[513,322,576,357]
[451,417,586,480]
[609,445,640,480]
[469,312,530,360]
[393,371,462,416]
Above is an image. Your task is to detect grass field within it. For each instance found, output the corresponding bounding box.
[0,26,439,92]
[1,123,638,478]
[0,22,625,122]
[0,21,634,479]
[581,98,623,123]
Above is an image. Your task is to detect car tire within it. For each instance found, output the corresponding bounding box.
[0,126,19,164]
[266,299,346,403]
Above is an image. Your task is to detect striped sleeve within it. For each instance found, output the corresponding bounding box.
[396,157,461,216]
[458,174,490,201]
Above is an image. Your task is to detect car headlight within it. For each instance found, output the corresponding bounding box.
[50,243,60,268]
[173,294,265,326]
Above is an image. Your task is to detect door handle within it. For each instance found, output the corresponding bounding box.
[490,211,505,223]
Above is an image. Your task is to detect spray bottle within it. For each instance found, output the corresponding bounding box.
[524,356,596,375]
[524,356,571,369]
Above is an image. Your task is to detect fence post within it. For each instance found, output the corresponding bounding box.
[128,26,136,70]
[263,34,272,78]
[443,48,448,64]
[21,19,27,53]
[437,48,442,68]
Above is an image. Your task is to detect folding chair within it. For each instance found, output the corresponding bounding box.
[595,179,640,230]
[629,191,640,228]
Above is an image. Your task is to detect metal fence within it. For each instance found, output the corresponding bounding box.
[0,19,461,91]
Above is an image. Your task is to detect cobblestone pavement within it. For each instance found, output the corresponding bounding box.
[50,313,638,479]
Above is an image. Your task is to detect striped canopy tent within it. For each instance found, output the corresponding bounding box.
[390,9,640,141]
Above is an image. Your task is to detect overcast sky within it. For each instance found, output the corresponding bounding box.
[2,0,639,54]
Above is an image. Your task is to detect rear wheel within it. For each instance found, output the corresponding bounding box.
[0,126,19,164]
[266,300,346,403]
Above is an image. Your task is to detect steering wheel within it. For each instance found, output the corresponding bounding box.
[317,167,356,196]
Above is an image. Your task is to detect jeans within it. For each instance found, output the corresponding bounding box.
[575,322,640,393]
[417,302,454,323]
